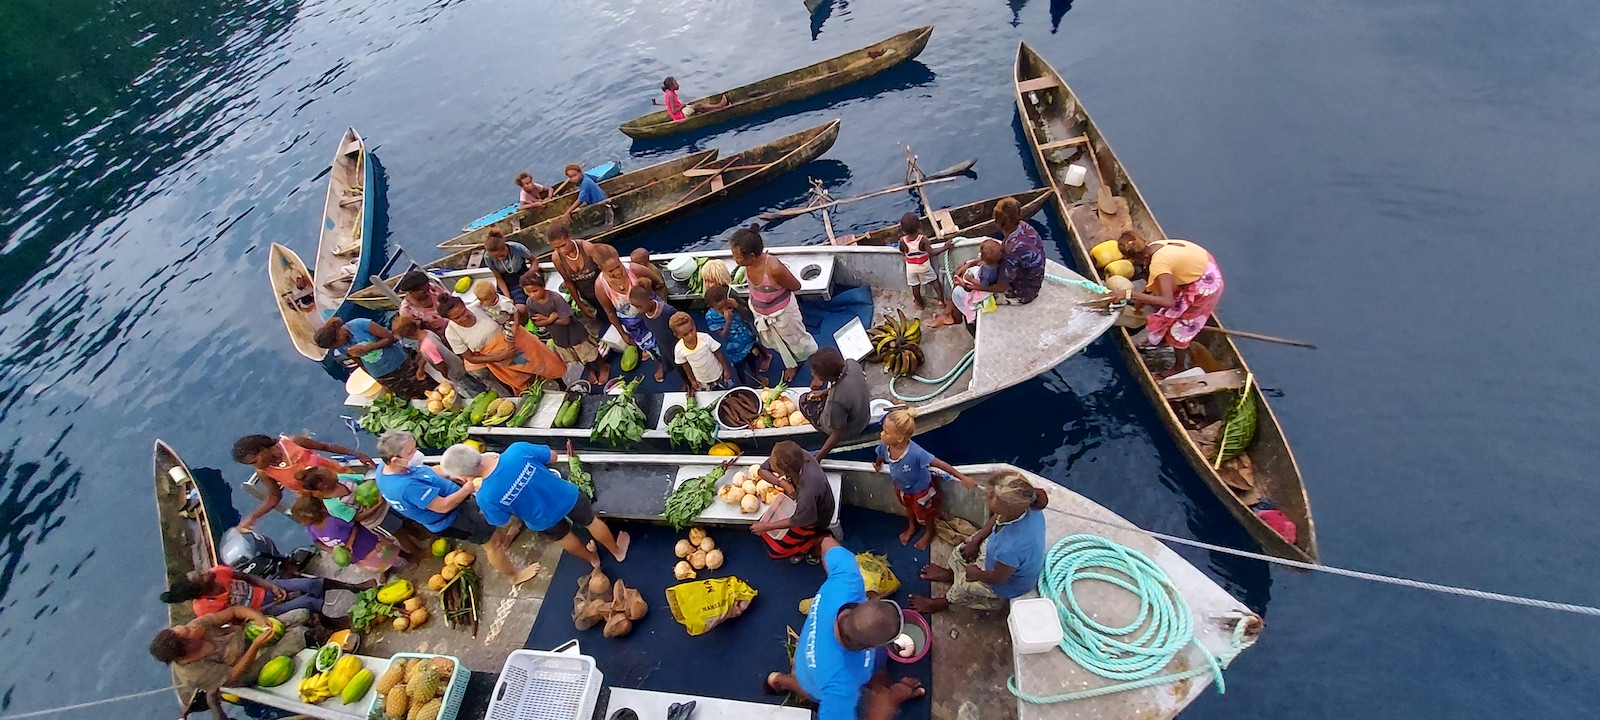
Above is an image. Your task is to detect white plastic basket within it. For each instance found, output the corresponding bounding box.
[485,644,603,720]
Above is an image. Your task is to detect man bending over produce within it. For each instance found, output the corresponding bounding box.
[763,535,925,719]
[374,430,544,586]
[440,441,629,569]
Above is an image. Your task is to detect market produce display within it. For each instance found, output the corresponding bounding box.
[571,567,647,636]
[868,310,925,378]
[754,384,810,429]
[422,382,457,415]
[716,467,782,514]
[256,656,294,688]
[715,388,764,428]
[672,527,725,580]
[358,394,470,450]
[299,644,364,704]
[505,381,545,427]
[591,378,646,446]
[551,392,584,428]
[432,550,481,635]
[663,456,737,530]
[371,656,455,720]
[665,395,718,450]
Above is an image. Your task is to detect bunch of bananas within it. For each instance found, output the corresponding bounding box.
[298,671,333,703]
[867,310,926,378]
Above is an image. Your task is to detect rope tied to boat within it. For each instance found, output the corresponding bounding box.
[1006,535,1251,704]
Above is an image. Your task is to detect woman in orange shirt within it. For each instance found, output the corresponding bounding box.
[231,434,373,532]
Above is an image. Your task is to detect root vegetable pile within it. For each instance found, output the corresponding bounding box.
[716,388,763,428]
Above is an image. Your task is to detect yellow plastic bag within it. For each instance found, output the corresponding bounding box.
[666,576,759,636]
[857,552,900,597]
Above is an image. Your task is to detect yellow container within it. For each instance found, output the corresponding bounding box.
[1104,259,1135,279]
[1090,240,1124,269]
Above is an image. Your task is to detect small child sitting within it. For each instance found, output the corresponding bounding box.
[473,279,519,332]
[948,239,1005,327]
[670,311,735,395]
[873,409,976,549]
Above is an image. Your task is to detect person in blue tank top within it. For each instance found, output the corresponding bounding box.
[909,471,1048,613]
[439,441,630,571]
[763,536,926,719]
[561,163,614,228]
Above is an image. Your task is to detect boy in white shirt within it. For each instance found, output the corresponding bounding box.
[670,312,735,395]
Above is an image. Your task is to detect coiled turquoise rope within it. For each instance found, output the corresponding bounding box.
[1007,535,1246,704]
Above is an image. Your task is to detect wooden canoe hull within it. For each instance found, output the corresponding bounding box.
[153,440,218,628]
[506,120,839,256]
[268,243,325,360]
[846,189,1053,246]
[618,27,932,139]
[437,151,718,251]
[1014,42,1318,562]
[313,128,380,319]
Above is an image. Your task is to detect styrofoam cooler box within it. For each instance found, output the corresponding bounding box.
[1008,597,1064,655]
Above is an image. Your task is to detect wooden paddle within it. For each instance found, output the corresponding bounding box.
[759,158,977,221]
[1199,326,1317,349]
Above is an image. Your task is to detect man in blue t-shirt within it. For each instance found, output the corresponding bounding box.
[763,537,925,720]
[374,430,543,585]
[439,442,629,570]
[313,317,430,400]
[909,472,1048,613]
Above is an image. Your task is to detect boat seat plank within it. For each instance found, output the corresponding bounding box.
[1036,136,1090,153]
[709,174,725,192]
[1158,369,1247,401]
[1016,76,1060,93]
[930,209,958,236]
[682,168,724,177]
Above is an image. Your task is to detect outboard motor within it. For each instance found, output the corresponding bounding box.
[220,527,284,579]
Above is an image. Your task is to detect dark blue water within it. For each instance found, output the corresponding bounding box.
[3,0,1599,717]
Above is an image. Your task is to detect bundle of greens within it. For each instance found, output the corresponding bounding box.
[665,396,718,451]
[591,378,646,447]
[663,464,727,530]
[349,588,398,632]
[566,441,594,499]
[358,394,471,449]
[1214,373,1258,466]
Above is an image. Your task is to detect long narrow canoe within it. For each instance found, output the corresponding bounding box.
[1014,42,1318,562]
[152,440,219,709]
[312,127,379,319]
[268,243,324,360]
[440,153,714,250]
[619,27,932,139]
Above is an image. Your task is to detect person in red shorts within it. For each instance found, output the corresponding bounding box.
[872,408,976,550]
[749,441,836,564]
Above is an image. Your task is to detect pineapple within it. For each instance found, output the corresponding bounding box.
[376,662,406,695]
[415,698,444,720]
[429,656,454,683]
[384,686,408,720]
[409,665,441,706]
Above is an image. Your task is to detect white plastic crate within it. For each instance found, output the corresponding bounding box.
[485,645,603,720]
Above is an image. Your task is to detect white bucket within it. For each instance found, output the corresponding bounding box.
[1008,597,1064,654]
[1063,164,1088,187]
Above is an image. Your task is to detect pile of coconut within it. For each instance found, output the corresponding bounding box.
[716,468,784,514]
[571,567,648,638]
[673,527,725,580]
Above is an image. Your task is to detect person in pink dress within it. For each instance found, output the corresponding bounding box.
[658,76,728,121]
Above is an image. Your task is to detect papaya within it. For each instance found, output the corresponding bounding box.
[257,656,295,687]
[621,345,640,372]
[340,668,375,705]
[557,398,583,428]
[375,579,414,605]
[467,392,498,423]
[328,654,362,695]
[454,276,472,293]
[708,442,739,457]
[332,546,352,567]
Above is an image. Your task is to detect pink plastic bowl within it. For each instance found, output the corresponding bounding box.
[890,608,931,663]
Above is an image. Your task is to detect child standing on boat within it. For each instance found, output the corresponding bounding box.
[703,284,772,386]
[896,212,956,326]
[670,311,735,394]
[482,229,535,310]
[631,284,685,384]
[873,409,977,549]
[525,275,608,385]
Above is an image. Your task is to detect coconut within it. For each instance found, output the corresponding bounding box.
[674,561,695,580]
[740,494,760,514]
[689,549,707,570]
[755,479,773,494]
[674,539,694,558]
[409,608,429,627]
[441,564,459,581]
[705,548,725,570]
[427,574,448,591]
[403,597,425,612]
[586,569,612,599]
[393,617,410,631]
[625,590,648,620]
[742,479,758,494]
[789,411,806,426]
[688,527,707,546]
[698,536,716,553]
[725,485,747,504]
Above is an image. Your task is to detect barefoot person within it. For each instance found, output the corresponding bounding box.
[548,222,604,315]
[525,273,608,385]
[750,441,835,564]
[703,284,772,386]
[895,212,955,325]
[439,442,629,569]
[151,606,316,719]
[969,196,1046,305]
[762,535,925,719]
[658,76,729,121]
[909,472,1047,614]
[374,430,544,586]
[730,224,816,383]
[160,565,372,618]
[1108,230,1225,376]
[872,409,976,550]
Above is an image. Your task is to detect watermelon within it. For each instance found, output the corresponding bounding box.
[257,656,294,687]
[244,617,284,643]
[353,480,381,507]
[332,547,352,567]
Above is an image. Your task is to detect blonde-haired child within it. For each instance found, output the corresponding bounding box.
[873,408,976,549]
[472,278,518,332]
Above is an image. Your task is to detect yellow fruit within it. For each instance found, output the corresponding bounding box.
[1104,259,1135,279]
[403,597,425,612]
[465,439,484,451]
[409,666,441,704]
[328,654,363,695]
[405,658,423,683]
[441,564,459,581]
[393,617,410,631]
[427,574,447,591]
[341,668,375,705]
[426,399,444,414]
[415,698,443,720]
[1090,239,1124,269]
[409,608,430,627]
[376,662,406,695]
[385,685,409,719]
[454,552,475,567]
[708,441,739,456]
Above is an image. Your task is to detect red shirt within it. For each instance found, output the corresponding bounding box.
[191,565,265,616]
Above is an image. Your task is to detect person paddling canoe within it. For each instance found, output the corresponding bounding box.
[1108,230,1224,375]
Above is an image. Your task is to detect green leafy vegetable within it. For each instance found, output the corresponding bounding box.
[1214,373,1257,467]
[663,465,726,530]
[567,453,594,499]
[348,588,397,632]
[359,394,471,449]
[591,378,647,447]
[665,396,719,451]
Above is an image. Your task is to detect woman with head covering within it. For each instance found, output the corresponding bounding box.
[908,471,1048,613]
[1107,229,1224,375]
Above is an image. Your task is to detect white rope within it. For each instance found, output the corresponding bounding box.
[0,686,178,719]
[1038,505,1600,617]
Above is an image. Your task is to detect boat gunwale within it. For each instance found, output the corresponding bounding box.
[313,128,374,316]
[618,26,932,139]
[1013,42,1318,562]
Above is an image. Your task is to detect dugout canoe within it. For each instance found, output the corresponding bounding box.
[1014,42,1318,562]
[438,120,840,257]
[312,127,382,320]
[842,188,1052,246]
[267,243,325,360]
[441,152,716,251]
[618,26,932,139]
[152,440,220,710]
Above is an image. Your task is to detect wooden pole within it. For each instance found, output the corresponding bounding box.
[1199,326,1317,349]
